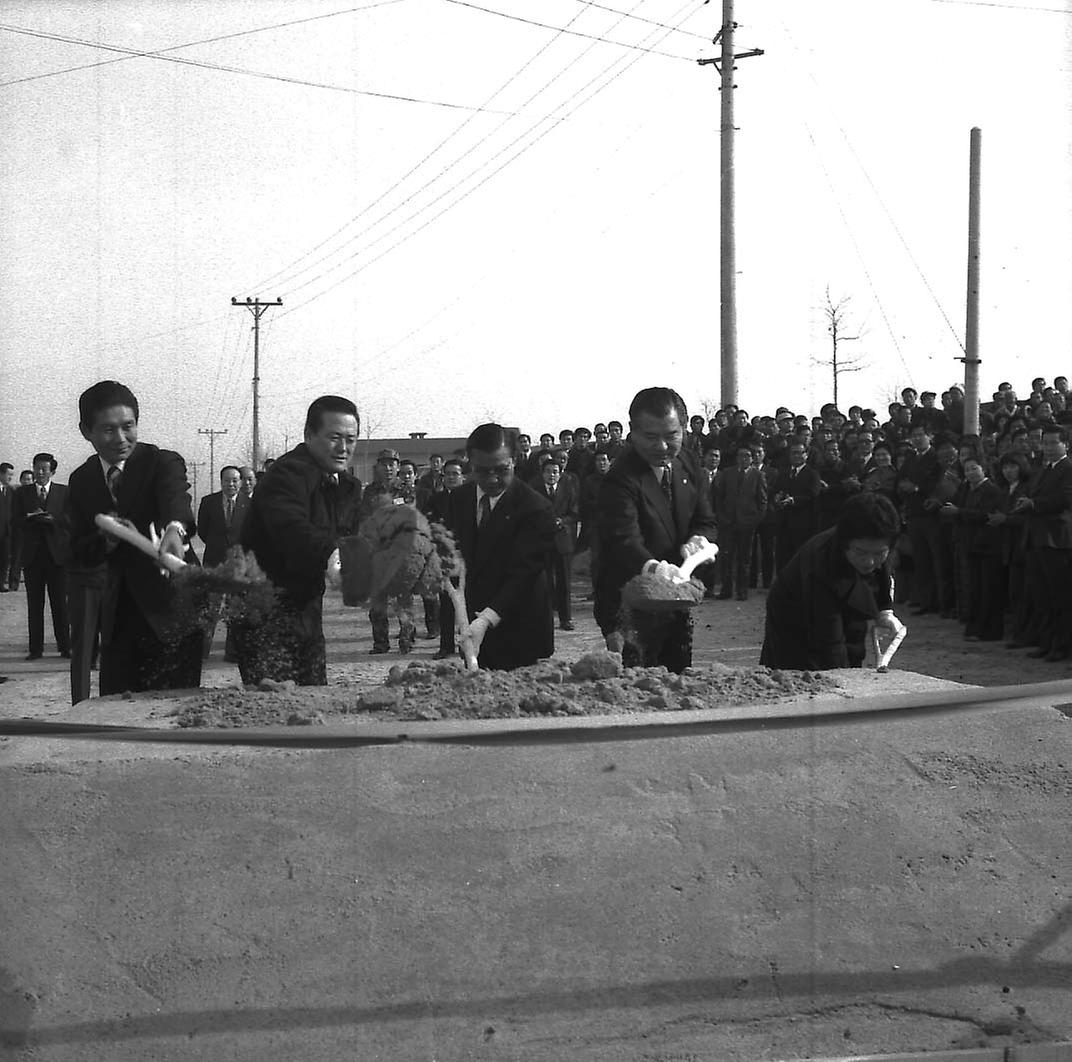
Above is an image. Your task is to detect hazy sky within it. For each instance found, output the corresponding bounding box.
[1,0,1070,485]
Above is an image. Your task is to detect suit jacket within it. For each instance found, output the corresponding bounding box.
[197,490,250,568]
[897,448,941,520]
[66,443,195,641]
[944,478,1003,555]
[444,479,556,670]
[594,445,718,631]
[240,442,361,610]
[539,476,580,554]
[0,482,12,540]
[1023,455,1072,550]
[713,465,768,528]
[760,527,893,670]
[769,464,821,537]
[12,481,70,569]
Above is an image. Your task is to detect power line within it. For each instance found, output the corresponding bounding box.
[269,0,682,304]
[442,0,695,61]
[0,0,407,89]
[928,0,1070,12]
[566,0,711,39]
[0,21,517,114]
[275,0,705,319]
[241,0,605,294]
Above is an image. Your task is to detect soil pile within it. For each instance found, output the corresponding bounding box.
[173,652,837,728]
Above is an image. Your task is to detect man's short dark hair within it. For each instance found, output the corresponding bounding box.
[429,451,443,460]
[399,459,417,472]
[443,458,465,473]
[539,455,559,469]
[220,465,239,480]
[466,423,514,457]
[32,452,58,472]
[0,462,12,473]
[304,395,358,436]
[607,420,623,432]
[628,387,687,426]
[835,492,901,546]
[78,380,139,431]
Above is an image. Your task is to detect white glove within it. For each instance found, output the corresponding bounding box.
[325,548,342,590]
[680,535,713,559]
[646,558,686,584]
[468,614,490,655]
[875,609,904,635]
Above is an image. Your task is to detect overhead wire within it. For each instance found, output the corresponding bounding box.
[440,0,696,61]
[0,21,517,114]
[565,0,712,39]
[240,0,606,295]
[274,0,706,325]
[0,0,407,88]
[776,16,961,370]
[270,0,701,314]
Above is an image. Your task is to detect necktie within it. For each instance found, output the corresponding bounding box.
[38,485,47,507]
[225,497,234,526]
[478,493,492,529]
[660,463,673,505]
[106,465,121,504]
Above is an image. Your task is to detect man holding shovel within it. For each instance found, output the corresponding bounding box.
[66,380,203,698]
[594,387,718,673]
[233,395,361,686]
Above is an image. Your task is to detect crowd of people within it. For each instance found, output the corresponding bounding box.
[0,373,1068,699]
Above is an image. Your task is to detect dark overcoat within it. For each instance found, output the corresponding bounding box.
[759,527,893,670]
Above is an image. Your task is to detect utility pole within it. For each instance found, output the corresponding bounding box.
[698,0,763,409]
[960,127,982,436]
[198,427,229,488]
[231,295,282,471]
[188,461,204,514]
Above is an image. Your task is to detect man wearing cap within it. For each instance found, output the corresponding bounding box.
[360,448,403,516]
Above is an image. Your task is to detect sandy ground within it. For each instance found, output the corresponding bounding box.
[1,569,1071,1061]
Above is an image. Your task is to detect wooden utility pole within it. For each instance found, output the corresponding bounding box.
[698,0,763,409]
[198,427,228,489]
[960,128,982,436]
[231,296,282,471]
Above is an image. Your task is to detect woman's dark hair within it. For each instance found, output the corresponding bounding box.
[835,492,901,546]
[999,447,1033,486]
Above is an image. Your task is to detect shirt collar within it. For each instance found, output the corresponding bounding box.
[476,485,504,511]
[98,456,126,479]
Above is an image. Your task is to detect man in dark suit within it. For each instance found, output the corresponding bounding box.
[713,445,768,600]
[594,387,718,673]
[12,452,71,660]
[538,455,580,630]
[1010,424,1072,661]
[769,439,822,574]
[196,464,249,661]
[0,462,14,592]
[66,381,202,696]
[897,423,943,613]
[443,423,556,671]
[235,395,362,685]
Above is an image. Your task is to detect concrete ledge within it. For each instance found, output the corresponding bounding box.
[801,1042,1072,1062]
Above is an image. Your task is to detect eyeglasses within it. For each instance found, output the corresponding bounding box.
[846,543,890,563]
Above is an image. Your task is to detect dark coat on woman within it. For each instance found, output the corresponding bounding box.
[760,527,893,670]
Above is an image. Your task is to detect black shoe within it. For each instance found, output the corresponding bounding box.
[0,676,7,683]
[911,607,936,616]
[1045,648,1069,663]
[223,653,239,663]
[433,648,456,660]
[25,651,41,661]
[59,649,71,659]
[1025,646,1051,659]
[735,593,748,601]
[716,591,733,600]
[560,621,575,631]
[370,646,390,655]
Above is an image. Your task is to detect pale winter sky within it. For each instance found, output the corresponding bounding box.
[1,0,1070,488]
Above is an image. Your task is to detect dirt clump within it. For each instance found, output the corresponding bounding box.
[171,651,837,728]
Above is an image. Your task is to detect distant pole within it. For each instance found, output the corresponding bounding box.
[188,461,203,513]
[197,427,229,488]
[962,128,982,436]
[231,296,282,470]
[698,1,763,410]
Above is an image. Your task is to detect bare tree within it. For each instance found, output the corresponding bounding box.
[813,287,868,410]
[697,396,721,423]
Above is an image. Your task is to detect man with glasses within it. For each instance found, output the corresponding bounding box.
[441,424,556,670]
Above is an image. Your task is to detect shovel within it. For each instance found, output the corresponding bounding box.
[621,540,719,613]
[870,616,907,672]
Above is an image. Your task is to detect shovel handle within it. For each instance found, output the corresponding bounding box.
[94,513,187,575]
[678,540,719,581]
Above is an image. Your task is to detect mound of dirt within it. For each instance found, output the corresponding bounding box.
[173,652,837,728]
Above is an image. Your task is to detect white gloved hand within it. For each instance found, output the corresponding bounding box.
[653,559,686,584]
[468,614,490,655]
[875,609,904,635]
[680,535,712,558]
[325,548,343,590]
